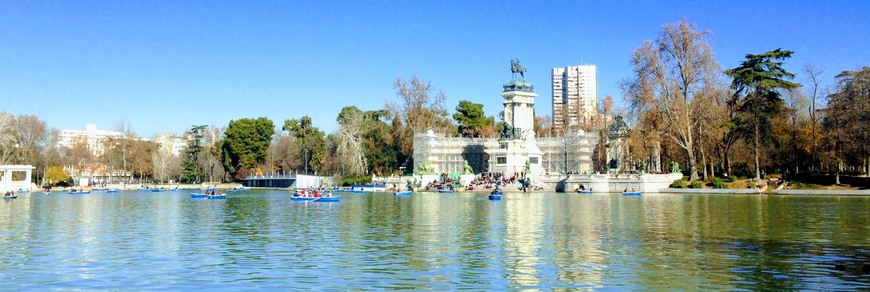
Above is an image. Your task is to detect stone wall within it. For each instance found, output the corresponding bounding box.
[542,173,683,193]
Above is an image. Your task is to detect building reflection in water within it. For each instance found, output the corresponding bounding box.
[502,195,547,287]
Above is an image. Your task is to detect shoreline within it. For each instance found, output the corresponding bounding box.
[664,188,870,196]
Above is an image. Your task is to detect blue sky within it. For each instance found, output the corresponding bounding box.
[2,0,867,138]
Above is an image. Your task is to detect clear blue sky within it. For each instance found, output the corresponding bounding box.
[2,1,867,137]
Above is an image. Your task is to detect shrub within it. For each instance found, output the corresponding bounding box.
[671,179,687,188]
[340,175,372,186]
[727,175,737,182]
[712,177,728,189]
[690,180,703,189]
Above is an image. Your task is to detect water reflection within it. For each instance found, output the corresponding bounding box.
[0,191,867,290]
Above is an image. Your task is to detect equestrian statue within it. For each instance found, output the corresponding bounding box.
[511,58,526,79]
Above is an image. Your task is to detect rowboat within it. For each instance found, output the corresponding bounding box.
[350,183,386,192]
[577,190,592,194]
[394,191,412,196]
[151,189,166,192]
[206,194,227,200]
[348,190,369,194]
[190,193,208,199]
[491,189,504,195]
[106,189,119,193]
[623,191,642,196]
[488,191,502,200]
[438,189,454,194]
[313,196,340,202]
[290,196,316,201]
[17,189,30,194]
[3,195,16,200]
[69,191,91,195]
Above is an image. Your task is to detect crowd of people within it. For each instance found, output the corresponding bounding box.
[466,172,522,190]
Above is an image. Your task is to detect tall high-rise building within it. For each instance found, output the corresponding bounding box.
[552,65,597,132]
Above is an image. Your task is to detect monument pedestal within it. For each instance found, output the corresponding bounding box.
[489,139,543,178]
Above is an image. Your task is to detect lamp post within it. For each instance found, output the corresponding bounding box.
[303,149,309,175]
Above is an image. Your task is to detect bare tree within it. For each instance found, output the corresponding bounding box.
[152,140,180,183]
[386,76,453,157]
[803,65,825,171]
[622,19,723,181]
[200,125,226,182]
[0,112,16,164]
[334,109,368,176]
[265,132,298,174]
[12,114,47,166]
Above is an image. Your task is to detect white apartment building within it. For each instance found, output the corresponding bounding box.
[552,65,598,132]
[58,124,123,156]
[154,134,187,156]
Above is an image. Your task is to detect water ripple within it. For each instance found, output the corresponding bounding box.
[0,191,868,289]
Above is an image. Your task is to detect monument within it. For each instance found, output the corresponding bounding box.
[607,115,630,173]
[488,59,544,178]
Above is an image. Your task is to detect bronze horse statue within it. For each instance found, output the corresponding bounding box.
[511,58,526,79]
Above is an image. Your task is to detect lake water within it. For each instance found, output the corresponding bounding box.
[2,190,868,290]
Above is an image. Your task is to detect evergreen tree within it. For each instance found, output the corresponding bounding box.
[221,117,275,180]
[181,125,207,183]
[726,49,800,180]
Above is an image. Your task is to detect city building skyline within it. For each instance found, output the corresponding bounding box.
[58,124,123,157]
[552,65,598,133]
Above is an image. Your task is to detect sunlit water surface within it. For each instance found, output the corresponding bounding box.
[2,191,868,290]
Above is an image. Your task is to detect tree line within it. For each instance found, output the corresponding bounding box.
[1,20,865,185]
[622,19,868,183]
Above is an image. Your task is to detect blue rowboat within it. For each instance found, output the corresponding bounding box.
[577,190,592,194]
[206,194,227,200]
[488,194,502,200]
[438,189,454,194]
[313,196,340,202]
[106,189,119,193]
[4,195,17,200]
[190,193,207,199]
[332,189,345,193]
[17,189,30,194]
[623,191,642,196]
[151,189,166,192]
[394,191,412,196]
[348,190,369,194]
[290,196,316,201]
[69,191,91,195]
